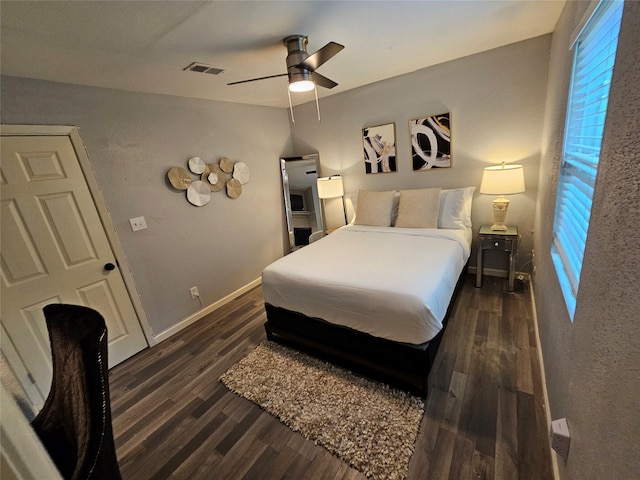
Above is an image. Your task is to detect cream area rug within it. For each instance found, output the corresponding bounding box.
[219,341,424,480]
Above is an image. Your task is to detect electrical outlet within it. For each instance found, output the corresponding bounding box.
[190,286,199,298]
[129,216,147,232]
[551,418,571,464]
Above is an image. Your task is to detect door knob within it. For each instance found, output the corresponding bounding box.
[104,263,116,271]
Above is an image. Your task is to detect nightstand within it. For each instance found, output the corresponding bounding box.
[476,225,519,292]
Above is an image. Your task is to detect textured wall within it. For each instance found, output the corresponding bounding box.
[1,77,293,336]
[289,36,551,273]
[534,2,640,478]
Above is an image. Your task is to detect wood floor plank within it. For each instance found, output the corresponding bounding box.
[109,275,553,479]
[215,404,263,455]
[419,386,449,457]
[427,427,457,477]
[517,390,537,479]
[442,370,467,432]
[471,449,495,480]
[448,435,476,478]
[451,308,478,374]
[242,445,279,480]
[114,397,176,452]
[495,388,519,480]
[146,409,229,480]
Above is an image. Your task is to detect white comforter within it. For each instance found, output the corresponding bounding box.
[262,225,471,345]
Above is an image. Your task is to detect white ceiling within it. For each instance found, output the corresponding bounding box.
[0,0,565,108]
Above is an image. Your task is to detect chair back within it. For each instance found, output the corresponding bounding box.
[31,304,122,480]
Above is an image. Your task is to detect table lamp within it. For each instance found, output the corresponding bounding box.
[479,162,525,231]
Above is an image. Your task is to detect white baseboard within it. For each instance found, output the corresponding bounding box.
[528,280,560,480]
[150,278,262,345]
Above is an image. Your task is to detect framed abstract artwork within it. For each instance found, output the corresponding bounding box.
[362,123,397,174]
[409,113,451,171]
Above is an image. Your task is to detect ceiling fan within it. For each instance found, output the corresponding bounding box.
[227,35,344,93]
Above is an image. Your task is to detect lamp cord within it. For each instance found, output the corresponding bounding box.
[287,83,321,124]
[287,87,295,125]
[314,84,321,122]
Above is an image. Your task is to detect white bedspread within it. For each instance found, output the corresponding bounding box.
[262,225,471,345]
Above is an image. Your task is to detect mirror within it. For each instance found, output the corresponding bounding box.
[281,154,325,252]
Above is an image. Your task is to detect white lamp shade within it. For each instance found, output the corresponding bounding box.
[317,176,344,199]
[480,164,525,195]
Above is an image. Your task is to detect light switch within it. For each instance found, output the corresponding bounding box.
[129,216,147,232]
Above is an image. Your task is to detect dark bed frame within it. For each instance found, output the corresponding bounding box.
[264,264,468,398]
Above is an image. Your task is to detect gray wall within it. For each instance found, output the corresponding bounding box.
[289,35,552,273]
[534,2,640,479]
[1,77,293,335]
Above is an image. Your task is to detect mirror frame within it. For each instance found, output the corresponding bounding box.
[280,154,325,252]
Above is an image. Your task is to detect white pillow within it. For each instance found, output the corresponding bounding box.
[354,190,395,227]
[394,188,441,228]
[438,186,475,229]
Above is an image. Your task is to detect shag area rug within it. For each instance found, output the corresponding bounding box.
[219,342,424,480]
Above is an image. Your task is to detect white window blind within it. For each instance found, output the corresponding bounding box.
[551,0,623,320]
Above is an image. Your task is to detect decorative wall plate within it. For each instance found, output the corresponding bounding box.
[187,180,211,206]
[219,156,234,174]
[167,167,192,190]
[226,178,242,198]
[188,156,206,174]
[232,162,250,184]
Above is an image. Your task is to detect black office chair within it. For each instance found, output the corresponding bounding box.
[31,304,122,480]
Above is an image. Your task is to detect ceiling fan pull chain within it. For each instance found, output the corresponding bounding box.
[314,84,321,122]
[287,86,296,124]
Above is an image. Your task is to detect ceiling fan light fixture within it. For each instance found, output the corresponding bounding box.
[289,79,315,92]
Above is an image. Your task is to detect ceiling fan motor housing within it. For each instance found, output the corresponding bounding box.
[284,35,312,82]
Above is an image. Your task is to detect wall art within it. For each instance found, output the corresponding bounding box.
[362,123,397,174]
[409,112,451,171]
[167,156,249,206]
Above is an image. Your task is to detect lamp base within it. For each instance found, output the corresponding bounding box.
[491,196,510,231]
[490,223,508,231]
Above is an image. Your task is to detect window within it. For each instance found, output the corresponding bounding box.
[551,0,624,320]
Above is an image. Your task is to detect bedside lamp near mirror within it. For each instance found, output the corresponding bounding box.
[317,175,347,231]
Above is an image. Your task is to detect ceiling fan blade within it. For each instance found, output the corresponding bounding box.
[299,41,344,71]
[227,73,287,86]
[312,72,338,89]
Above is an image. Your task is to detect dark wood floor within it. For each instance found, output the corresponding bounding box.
[109,274,554,479]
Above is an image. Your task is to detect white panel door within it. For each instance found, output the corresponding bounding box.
[1,135,147,405]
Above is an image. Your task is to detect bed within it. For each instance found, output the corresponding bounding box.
[262,187,474,397]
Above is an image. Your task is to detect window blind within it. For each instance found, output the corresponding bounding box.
[551,0,623,320]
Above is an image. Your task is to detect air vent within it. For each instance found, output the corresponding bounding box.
[183,62,224,75]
